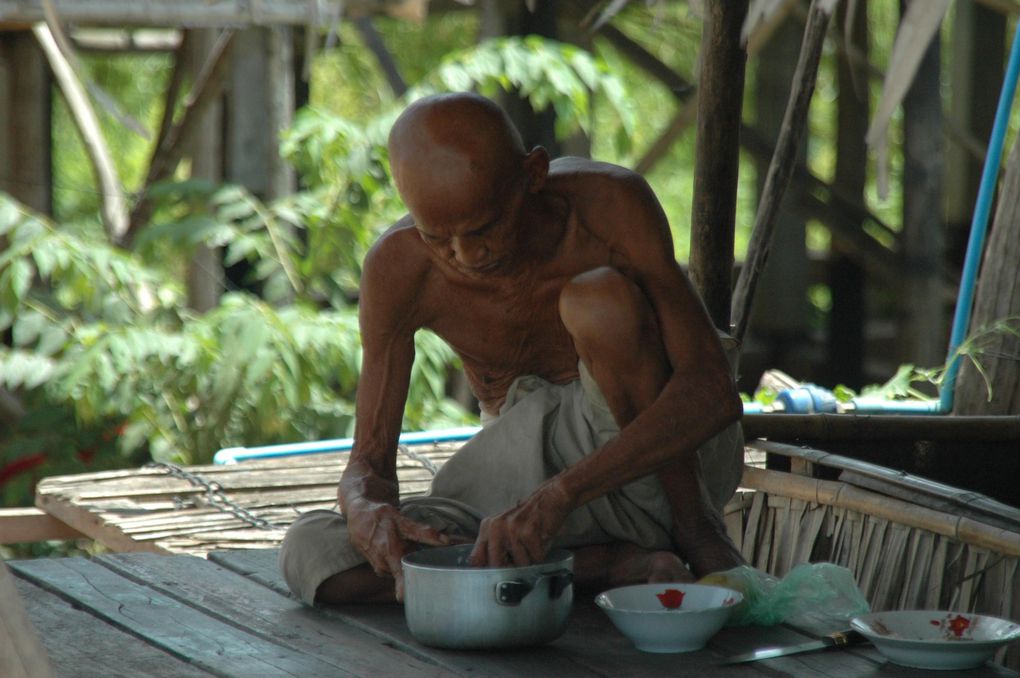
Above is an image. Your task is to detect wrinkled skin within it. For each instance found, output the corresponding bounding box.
[328,93,744,604]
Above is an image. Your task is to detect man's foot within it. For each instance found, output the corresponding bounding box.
[316,563,396,604]
[672,521,745,578]
[573,542,694,590]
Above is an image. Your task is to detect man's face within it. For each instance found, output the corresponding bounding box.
[408,166,527,279]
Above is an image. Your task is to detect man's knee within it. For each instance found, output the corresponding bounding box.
[559,266,655,351]
[279,509,365,605]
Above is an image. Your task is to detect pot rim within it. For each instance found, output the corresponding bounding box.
[402,544,574,574]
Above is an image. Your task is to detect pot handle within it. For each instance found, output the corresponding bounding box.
[496,569,573,606]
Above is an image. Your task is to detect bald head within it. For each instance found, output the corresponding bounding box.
[388,93,528,215]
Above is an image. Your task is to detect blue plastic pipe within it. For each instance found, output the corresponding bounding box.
[940,22,1020,413]
[214,426,482,464]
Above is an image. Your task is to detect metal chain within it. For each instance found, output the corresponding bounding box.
[145,461,277,529]
[398,444,439,476]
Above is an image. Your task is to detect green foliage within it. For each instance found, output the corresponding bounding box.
[411,36,636,156]
[951,316,1020,402]
[0,192,472,494]
[857,363,940,401]
[2,29,642,512]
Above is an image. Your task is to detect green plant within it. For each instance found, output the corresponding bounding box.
[2,33,642,505]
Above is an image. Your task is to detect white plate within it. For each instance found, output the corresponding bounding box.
[851,610,1020,671]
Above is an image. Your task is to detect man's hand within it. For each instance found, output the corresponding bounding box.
[345,500,452,600]
[469,478,573,567]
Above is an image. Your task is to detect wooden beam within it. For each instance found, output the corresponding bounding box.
[0,0,411,27]
[0,507,85,544]
[742,464,1020,557]
[689,0,748,332]
[731,0,835,345]
[742,412,1020,441]
[33,21,128,241]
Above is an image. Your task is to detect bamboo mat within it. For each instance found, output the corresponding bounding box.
[34,443,464,556]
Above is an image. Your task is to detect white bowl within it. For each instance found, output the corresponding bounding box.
[595,583,742,653]
[851,610,1020,671]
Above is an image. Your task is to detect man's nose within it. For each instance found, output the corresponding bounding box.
[451,237,487,267]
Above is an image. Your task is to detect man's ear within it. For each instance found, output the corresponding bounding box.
[522,146,550,193]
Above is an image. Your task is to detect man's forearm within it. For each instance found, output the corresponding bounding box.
[555,371,741,512]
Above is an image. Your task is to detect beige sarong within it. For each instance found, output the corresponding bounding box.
[279,362,743,605]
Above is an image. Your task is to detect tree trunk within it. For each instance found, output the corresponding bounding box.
[690,0,748,333]
[954,134,1020,415]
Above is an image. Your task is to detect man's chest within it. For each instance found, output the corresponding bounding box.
[427,273,575,369]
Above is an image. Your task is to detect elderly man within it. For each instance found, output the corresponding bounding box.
[280,92,745,604]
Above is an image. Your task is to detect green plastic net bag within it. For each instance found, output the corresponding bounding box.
[702,562,870,633]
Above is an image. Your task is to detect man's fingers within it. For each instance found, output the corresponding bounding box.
[468,528,489,567]
[394,570,405,602]
[396,516,451,546]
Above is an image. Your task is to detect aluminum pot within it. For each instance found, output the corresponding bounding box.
[402,544,574,649]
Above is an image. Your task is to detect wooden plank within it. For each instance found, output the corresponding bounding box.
[206,552,605,677]
[0,0,403,27]
[743,413,1020,441]
[97,553,458,678]
[0,507,85,544]
[205,549,905,677]
[7,557,359,677]
[1,562,54,678]
[13,576,211,677]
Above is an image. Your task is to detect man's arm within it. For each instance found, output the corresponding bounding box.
[339,227,450,599]
[471,171,742,571]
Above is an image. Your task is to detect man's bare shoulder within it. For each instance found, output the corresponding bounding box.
[364,216,427,278]
[360,216,433,322]
[549,157,671,247]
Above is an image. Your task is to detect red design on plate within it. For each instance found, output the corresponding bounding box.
[947,614,971,638]
[656,589,685,609]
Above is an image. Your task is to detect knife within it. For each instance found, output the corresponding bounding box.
[722,629,868,663]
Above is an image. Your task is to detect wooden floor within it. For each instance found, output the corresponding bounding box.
[9,547,1017,678]
[9,441,1020,675]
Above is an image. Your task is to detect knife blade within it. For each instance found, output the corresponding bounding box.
[722,629,868,663]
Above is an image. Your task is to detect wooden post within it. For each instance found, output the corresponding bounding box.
[827,0,869,390]
[955,132,1020,415]
[731,0,835,345]
[900,0,945,371]
[0,31,51,215]
[689,0,748,333]
[745,8,809,368]
[946,0,1005,268]
[185,29,225,313]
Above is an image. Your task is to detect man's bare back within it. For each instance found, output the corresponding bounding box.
[324,92,745,603]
